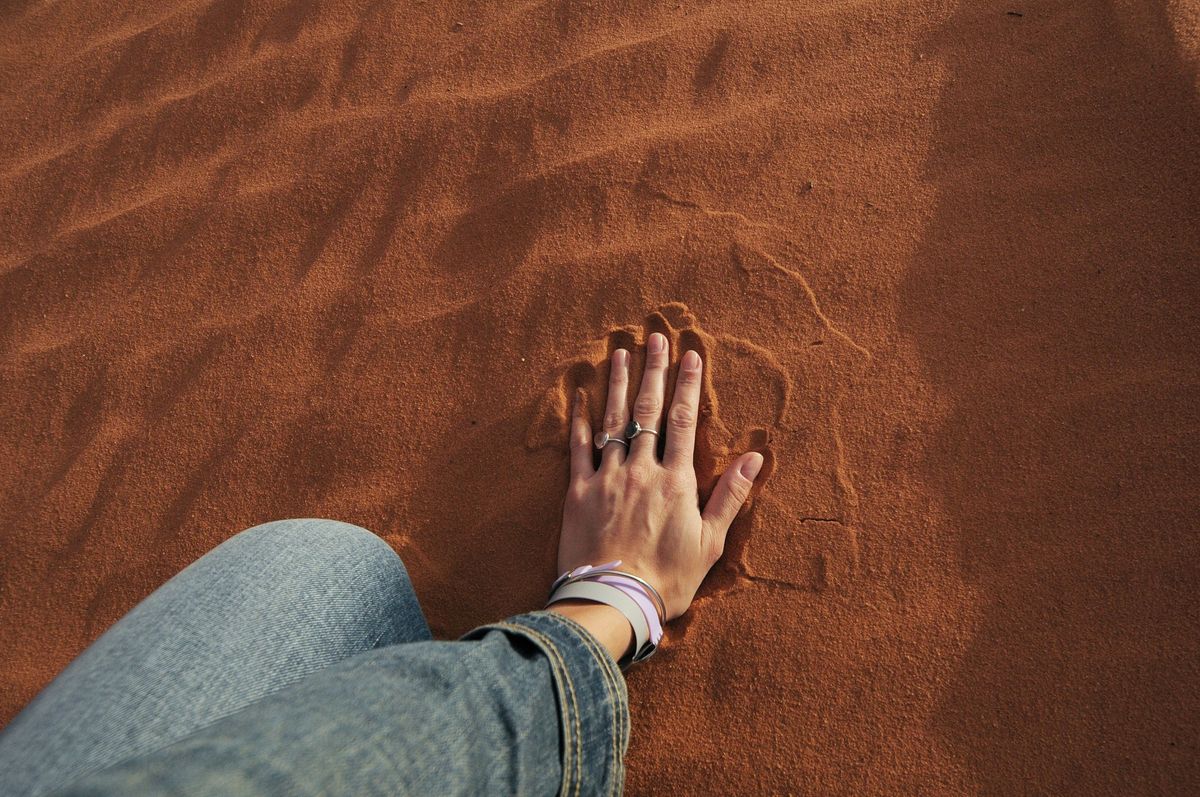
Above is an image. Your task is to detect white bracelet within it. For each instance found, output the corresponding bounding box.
[547,580,650,665]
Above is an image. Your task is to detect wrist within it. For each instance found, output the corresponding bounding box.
[546,599,635,664]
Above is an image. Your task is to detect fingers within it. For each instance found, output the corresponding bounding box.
[629,332,669,461]
[700,452,765,557]
[662,349,702,470]
[568,388,595,481]
[599,348,631,469]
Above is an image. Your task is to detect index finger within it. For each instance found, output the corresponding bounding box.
[568,388,595,481]
[662,349,702,469]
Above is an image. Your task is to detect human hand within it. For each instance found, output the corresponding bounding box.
[557,332,765,622]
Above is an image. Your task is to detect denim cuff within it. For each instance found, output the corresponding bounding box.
[459,609,630,796]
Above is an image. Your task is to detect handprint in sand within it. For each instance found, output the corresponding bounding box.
[527,301,859,596]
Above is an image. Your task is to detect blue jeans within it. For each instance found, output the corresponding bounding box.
[0,519,629,796]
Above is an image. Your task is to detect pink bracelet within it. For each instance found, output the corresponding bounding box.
[590,573,663,645]
[547,560,665,665]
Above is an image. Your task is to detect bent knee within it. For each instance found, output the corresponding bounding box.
[233,518,406,574]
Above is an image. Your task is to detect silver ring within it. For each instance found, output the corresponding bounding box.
[593,430,628,450]
[624,420,660,441]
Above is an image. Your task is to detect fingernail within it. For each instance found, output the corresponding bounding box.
[648,333,665,354]
[614,349,628,367]
[739,452,764,480]
[682,349,701,370]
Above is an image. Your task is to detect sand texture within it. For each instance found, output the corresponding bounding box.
[2,0,1199,793]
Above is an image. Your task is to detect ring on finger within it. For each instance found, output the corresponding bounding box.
[624,420,660,441]
[593,430,629,449]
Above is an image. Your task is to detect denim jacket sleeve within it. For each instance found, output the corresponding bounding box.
[49,610,630,797]
[459,610,631,796]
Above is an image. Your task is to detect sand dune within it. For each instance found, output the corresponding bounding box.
[2,0,1198,793]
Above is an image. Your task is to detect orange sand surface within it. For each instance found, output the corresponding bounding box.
[2,0,1199,793]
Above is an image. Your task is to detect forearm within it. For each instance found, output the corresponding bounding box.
[51,612,629,797]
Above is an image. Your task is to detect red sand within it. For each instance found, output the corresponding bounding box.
[2,0,1198,793]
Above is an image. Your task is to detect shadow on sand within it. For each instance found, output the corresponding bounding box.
[902,2,1200,792]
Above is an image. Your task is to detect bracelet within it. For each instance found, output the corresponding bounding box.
[548,561,667,623]
[546,561,666,668]
[547,580,655,668]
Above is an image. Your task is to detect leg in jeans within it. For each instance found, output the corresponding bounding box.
[46,610,626,796]
[0,518,430,797]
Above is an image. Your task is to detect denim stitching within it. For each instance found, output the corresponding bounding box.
[539,611,623,789]
[541,611,627,794]
[488,622,582,797]
[520,625,582,797]
[469,616,629,797]
[460,622,580,795]
[571,625,619,788]
[557,610,628,796]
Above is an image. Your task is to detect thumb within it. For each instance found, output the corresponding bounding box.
[701,451,764,557]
